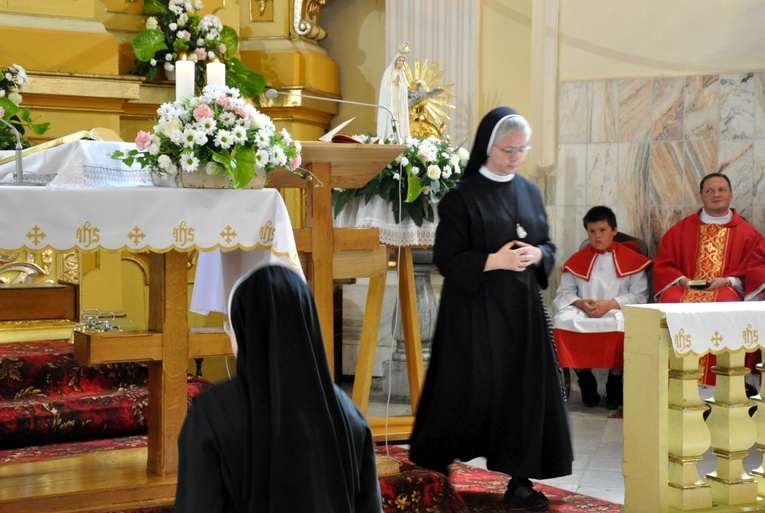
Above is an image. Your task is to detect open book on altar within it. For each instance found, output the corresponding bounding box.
[318,117,364,144]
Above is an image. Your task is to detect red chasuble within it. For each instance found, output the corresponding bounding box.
[653,209,765,384]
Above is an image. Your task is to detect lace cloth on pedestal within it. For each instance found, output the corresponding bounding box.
[334,196,437,247]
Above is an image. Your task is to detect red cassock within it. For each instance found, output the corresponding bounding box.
[654,209,765,385]
[554,242,652,369]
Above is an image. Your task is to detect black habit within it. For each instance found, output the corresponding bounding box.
[410,107,573,480]
[175,265,382,513]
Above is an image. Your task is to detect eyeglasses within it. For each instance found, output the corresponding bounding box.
[494,145,532,156]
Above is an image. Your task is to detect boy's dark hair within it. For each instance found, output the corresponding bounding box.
[583,206,617,230]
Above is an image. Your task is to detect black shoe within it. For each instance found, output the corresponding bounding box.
[504,479,550,511]
[415,461,450,477]
[576,369,601,407]
[605,373,622,410]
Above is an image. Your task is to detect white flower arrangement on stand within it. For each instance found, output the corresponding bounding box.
[111,84,302,188]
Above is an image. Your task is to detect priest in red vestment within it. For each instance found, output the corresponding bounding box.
[654,172,765,386]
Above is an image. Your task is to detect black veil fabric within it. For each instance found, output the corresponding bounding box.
[463,106,520,178]
[176,265,381,513]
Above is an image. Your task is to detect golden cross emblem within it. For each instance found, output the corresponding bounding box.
[220,225,237,244]
[26,225,46,246]
[710,330,724,348]
[128,226,146,246]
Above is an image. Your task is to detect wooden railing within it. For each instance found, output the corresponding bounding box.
[622,304,765,512]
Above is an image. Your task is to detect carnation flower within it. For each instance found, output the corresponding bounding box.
[135,130,152,151]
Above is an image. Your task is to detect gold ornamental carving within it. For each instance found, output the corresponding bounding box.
[405,59,455,139]
[293,0,327,41]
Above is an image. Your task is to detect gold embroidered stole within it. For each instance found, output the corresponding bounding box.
[681,223,729,303]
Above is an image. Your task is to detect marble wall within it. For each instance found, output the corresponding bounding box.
[546,72,765,298]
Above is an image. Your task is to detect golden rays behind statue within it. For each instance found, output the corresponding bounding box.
[404,59,455,138]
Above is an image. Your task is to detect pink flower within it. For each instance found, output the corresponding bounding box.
[290,155,302,171]
[178,30,191,41]
[216,97,231,108]
[235,106,250,118]
[195,48,207,61]
[135,130,151,150]
[418,147,435,161]
[220,43,227,55]
[193,104,214,121]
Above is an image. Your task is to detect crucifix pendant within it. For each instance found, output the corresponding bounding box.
[516,223,527,239]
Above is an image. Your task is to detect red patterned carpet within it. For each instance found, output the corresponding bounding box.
[1,438,621,512]
[379,445,621,512]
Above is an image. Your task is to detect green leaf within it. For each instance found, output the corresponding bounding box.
[220,26,239,58]
[225,57,266,98]
[409,203,424,227]
[211,145,256,189]
[0,97,20,118]
[142,0,167,16]
[405,170,424,203]
[131,29,168,62]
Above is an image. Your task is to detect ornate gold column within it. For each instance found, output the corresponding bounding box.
[237,0,340,226]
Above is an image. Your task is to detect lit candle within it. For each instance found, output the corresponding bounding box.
[175,55,195,100]
[206,59,226,87]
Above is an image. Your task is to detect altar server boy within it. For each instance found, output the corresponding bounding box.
[553,206,651,410]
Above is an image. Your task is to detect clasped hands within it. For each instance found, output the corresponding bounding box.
[573,298,619,319]
[485,240,542,272]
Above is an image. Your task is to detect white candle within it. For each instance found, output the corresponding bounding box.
[175,57,195,100]
[206,59,226,87]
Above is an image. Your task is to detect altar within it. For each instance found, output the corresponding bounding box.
[0,185,300,479]
[622,302,765,512]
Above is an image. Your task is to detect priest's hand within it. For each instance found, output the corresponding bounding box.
[705,277,731,291]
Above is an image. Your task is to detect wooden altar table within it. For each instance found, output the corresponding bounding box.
[0,186,299,480]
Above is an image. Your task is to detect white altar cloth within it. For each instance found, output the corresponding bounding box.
[628,303,765,357]
[0,140,150,187]
[334,195,438,247]
[0,186,302,314]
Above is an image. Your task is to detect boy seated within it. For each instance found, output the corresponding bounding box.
[553,206,652,410]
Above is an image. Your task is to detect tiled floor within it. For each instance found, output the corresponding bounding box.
[359,377,764,507]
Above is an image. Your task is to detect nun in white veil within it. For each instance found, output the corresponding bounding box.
[376,44,410,143]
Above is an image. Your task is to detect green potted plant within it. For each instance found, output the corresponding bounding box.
[128,0,265,99]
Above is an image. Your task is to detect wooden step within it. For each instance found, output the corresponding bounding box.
[0,448,176,513]
[0,448,401,512]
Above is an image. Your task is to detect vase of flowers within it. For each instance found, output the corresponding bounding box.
[111,84,302,189]
[332,135,470,227]
[0,64,50,150]
[128,0,265,97]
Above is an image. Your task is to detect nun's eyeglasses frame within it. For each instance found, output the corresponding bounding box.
[494,145,532,156]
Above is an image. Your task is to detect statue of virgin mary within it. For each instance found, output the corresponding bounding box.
[376,43,411,143]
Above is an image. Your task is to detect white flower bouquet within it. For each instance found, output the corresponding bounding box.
[332,135,470,226]
[111,84,302,189]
